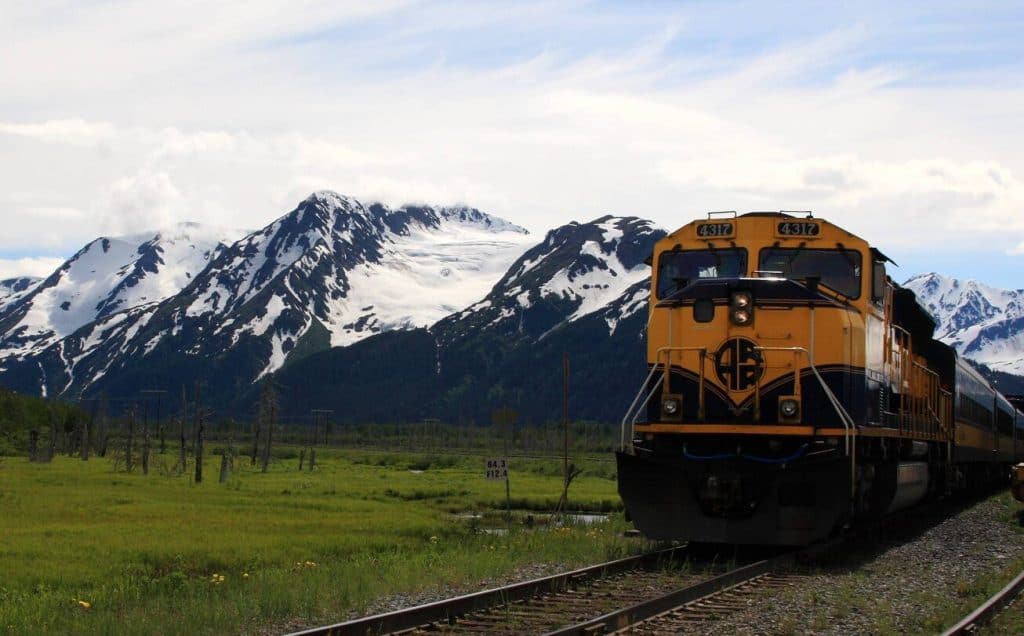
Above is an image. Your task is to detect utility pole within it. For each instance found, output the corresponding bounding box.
[563,352,569,488]
[141,390,167,454]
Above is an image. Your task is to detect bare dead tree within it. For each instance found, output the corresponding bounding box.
[194,383,205,483]
[28,429,39,462]
[178,386,188,473]
[142,414,151,476]
[259,380,278,474]
[46,407,57,462]
[80,398,93,461]
[251,412,261,467]
[97,393,110,457]
[126,406,136,473]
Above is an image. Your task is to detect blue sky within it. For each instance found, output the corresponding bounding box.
[1,1,1023,287]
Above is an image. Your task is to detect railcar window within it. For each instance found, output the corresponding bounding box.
[656,249,747,298]
[758,248,862,298]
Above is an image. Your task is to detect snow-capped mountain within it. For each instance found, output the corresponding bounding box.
[904,272,1024,376]
[0,191,532,397]
[437,216,663,344]
[271,215,666,423]
[161,191,533,378]
[0,223,243,361]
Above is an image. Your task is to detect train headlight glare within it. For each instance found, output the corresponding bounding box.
[730,291,754,325]
[662,398,680,415]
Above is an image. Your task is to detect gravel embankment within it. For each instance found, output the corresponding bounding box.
[692,495,1024,635]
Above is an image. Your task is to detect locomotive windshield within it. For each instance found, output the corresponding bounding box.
[656,249,747,298]
[758,248,862,298]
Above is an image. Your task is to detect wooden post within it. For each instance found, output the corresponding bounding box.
[308,448,316,472]
[299,449,305,471]
[219,454,229,483]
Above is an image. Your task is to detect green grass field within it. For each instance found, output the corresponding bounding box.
[0,448,640,634]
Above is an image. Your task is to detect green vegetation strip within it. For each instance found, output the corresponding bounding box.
[0,448,639,635]
[942,568,1024,635]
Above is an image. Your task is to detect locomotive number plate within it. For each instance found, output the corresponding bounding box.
[776,221,821,237]
[696,222,735,238]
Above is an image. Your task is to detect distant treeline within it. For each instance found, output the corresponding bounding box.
[0,388,88,455]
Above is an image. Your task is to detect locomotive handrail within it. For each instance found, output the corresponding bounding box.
[620,347,708,451]
[755,345,858,499]
[621,363,664,451]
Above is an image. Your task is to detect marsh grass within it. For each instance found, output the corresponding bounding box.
[0,448,637,634]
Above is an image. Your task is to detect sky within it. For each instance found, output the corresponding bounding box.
[1,1,1023,288]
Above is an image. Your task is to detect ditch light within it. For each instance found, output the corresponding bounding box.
[661,394,683,421]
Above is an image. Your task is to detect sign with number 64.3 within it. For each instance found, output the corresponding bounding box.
[485,457,509,480]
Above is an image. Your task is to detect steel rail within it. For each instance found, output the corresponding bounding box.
[941,568,1024,636]
[542,551,801,636]
[543,526,862,636]
[285,547,685,636]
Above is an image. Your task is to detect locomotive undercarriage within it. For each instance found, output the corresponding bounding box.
[618,433,952,545]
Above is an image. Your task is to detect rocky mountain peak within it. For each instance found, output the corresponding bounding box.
[905,273,1024,375]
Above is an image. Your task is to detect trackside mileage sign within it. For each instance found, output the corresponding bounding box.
[486,457,509,480]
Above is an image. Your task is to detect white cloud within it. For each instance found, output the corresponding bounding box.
[0,119,117,146]
[0,257,64,280]
[100,170,186,236]
[1010,241,1024,256]
[0,2,1022,286]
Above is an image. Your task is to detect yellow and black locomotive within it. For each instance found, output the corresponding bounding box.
[617,212,1024,545]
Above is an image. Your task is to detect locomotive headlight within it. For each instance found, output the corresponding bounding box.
[661,394,683,421]
[778,396,801,423]
[730,291,754,325]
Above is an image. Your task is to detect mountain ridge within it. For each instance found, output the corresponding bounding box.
[0,198,1020,420]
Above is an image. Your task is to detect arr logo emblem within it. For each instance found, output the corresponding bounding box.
[714,337,764,391]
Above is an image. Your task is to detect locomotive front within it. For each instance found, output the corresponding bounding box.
[618,212,879,545]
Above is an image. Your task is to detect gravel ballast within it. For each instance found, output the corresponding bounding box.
[691,494,1024,635]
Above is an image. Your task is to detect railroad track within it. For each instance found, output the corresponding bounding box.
[287,547,699,636]
[290,494,994,636]
[941,568,1024,635]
